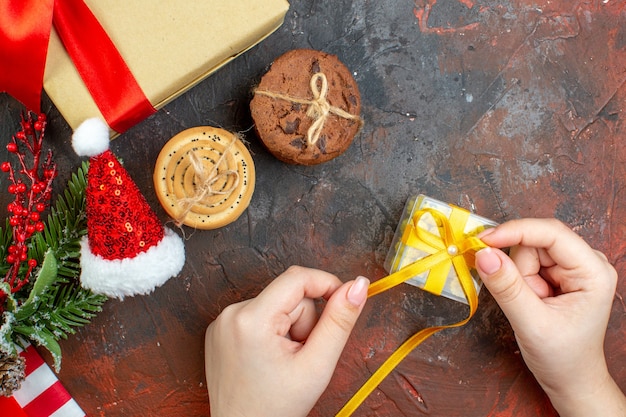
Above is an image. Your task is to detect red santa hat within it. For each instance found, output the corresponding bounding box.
[72,118,185,299]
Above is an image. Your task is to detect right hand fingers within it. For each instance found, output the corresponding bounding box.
[508,245,554,298]
[479,218,615,294]
[478,219,587,267]
[475,246,545,333]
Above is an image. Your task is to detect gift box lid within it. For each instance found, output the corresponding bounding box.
[43,0,289,135]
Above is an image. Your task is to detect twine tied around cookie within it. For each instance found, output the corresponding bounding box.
[174,136,240,227]
[254,72,363,146]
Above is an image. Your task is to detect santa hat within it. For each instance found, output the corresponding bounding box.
[72,118,185,299]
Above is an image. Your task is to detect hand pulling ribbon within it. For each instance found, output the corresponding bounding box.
[0,0,155,133]
[336,207,488,416]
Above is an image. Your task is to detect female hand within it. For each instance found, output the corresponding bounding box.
[205,266,369,417]
[475,218,625,416]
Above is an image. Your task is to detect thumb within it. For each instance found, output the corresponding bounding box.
[302,276,369,363]
[475,247,543,332]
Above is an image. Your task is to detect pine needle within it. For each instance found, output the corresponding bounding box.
[2,161,108,371]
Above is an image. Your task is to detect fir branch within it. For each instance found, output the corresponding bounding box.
[31,161,88,268]
[2,161,108,372]
[14,283,106,340]
[14,161,107,370]
[12,274,106,371]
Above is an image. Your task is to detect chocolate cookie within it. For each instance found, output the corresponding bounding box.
[153,126,255,230]
[250,49,362,165]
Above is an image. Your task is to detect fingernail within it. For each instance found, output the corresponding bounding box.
[476,247,502,275]
[347,276,370,306]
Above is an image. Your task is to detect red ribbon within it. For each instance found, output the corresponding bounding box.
[0,0,53,114]
[0,0,156,133]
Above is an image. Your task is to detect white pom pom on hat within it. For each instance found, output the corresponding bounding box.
[71,117,110,157]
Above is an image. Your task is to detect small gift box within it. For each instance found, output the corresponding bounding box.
[384,194,497,304]
[0,344,85,417]
[43,0,289,135]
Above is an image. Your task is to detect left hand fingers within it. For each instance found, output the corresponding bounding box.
[287,298,319,342]
[252,266,343,316]
[243,266,342,340]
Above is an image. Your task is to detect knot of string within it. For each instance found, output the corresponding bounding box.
[174,136,240,227]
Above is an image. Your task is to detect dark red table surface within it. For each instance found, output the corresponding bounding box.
[1,1,625,416]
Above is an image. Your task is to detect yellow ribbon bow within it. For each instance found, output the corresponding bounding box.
[336,207,488,416]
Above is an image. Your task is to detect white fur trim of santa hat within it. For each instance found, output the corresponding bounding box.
[71,118,110,157]
[79,227,186,299]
